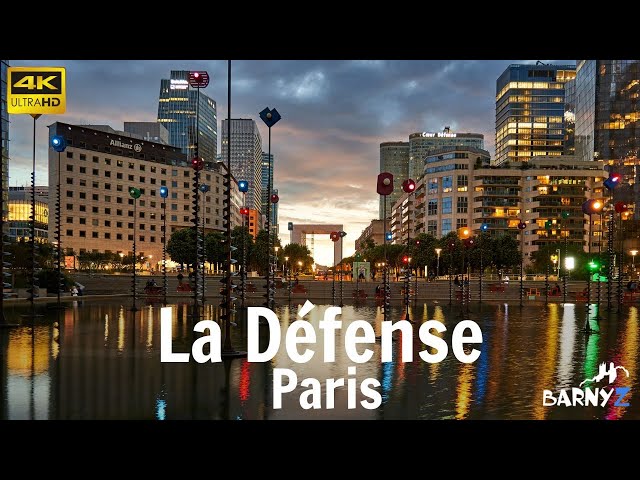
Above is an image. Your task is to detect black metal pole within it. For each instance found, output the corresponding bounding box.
[132,199,138,312]
[520,231,524,308]
[28,115,40,315]
[585,215,593,332]
[264,127,272,309]
[449,250,452,306]
[162,200,167,305]
[221,59,244,357]
[339,236,344,307]
[383,198,388,323]
[201,186,206,304]
[57,150,62,307]
[241,192,247,306]
[617,212,623,313]
[192,86,201,318]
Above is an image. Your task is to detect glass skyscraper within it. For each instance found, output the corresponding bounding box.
[575,60,640,163]
[495,63,576,165]
[221,119,263,214]
[157,70,217,165]
[379,142,409,220]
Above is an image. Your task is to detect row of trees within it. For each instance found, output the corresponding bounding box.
[167,227,315,276]
[342,232,522,277]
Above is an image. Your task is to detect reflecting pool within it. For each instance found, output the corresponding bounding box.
[1,300,638,419]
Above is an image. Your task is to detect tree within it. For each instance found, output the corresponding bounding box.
[205,231,226,266]
[232,226,254,269]
[493,234,521,272]
[167,228,196,269]
[410,233,438,275]
[282,243,314,274]
[250,229,283,275]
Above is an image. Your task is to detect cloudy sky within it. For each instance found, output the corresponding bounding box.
[7,60,574,266]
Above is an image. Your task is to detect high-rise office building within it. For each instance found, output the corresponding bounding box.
[261,151,276,226]
[494,63,576,165]
[1,60,8,227]
[124,122,169,145]
[379,142,409,220]
[408,128,484,180]
[8,187,48,243]
[221,119,263,215]
[47,122,242,269]
[575,60,640,164]
[157,70,217,165]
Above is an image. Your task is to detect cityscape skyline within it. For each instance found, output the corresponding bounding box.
[6,59,574,266]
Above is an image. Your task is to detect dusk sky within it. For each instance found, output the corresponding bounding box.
[7,59,574,266]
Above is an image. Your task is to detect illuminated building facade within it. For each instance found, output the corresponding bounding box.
[221,119,263,216]
[408,128,484,181]
[47,122,241,269]
[495,64,576,165]
[8,187,49,243]
[391,148,606,263]
[248,208,259,239]
[261,152,277,231]
[379,142,409,220]
[157,70,217,165]
[355,219,385,252]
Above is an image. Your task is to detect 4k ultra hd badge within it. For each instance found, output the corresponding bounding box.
[7,66,66,115]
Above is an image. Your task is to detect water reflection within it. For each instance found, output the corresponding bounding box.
[1,300,639,420]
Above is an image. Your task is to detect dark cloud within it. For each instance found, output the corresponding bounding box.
[6,59,575,265]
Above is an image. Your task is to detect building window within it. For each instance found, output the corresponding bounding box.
[161,168,167,175]
[171,181,178,188]
[117,209,123,216]
[105,220,111,227]
[66,165,73,172]
[117,172,123,179]
[139,235,145,242]
[66,203,73,210]
[116,233,122,240]
[172,170,178,176]
[150,178,156,185]
[457,175,468,192]
[427,220,437,235]
[456,219,467,229]
[66,217,73,223]
[79,231,86,238]
[117,160,123,167]
[79,179,86,186]
[92,232,98,238]
[105,171,111,178]
[66,229,73,236]
[105,233,111,240]
[183,182,189,188]
[79,192,86,199]
[66,191,74,198]
[140,177,145,183]
[92,156,99,163]
[105,158,111,165]
[116,222,122,228]
[140,164,145,171]
[79,205,86,212]
[128,234,133,241]
[140,224,145,230]
[92,219,99,226]
[150,237,156,243]
[442,219,452,236]
[128,223,134,229]
[171,215,178,222]
[442,197,452,214]
[442,176,453,193]
[428,200,437,216]
[128,175,134,181]
[105,183,111,190]
[428,179,438,194]
[128,211,134,217]
[79,167,86,174]
[92,169,99,176]
[129,162,135,169]
[116,197,123,204]
[171,204,178,210]
[92,194,99,201]
[456,197,468,214]
[183,216,189,222]
[92,207,98,213]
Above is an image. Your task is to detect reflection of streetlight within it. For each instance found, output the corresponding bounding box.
[435,248,442,278]
[274,246,280,275]
[564,256,574,303]
[631,250,638,275]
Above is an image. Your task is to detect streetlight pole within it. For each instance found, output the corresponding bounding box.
[285,256,291,303]
[199,183,209,304]
[518,220,526,308]
[129,187,141,312]
[159,186,169,305]
[237,180,249,306]
[51,135,67,309]
[25,114,42,318]
[435,248,441,279]
[259,107,282,310]
[339,230,346,307]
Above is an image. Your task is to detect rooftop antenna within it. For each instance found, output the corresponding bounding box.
[443,126,451,133]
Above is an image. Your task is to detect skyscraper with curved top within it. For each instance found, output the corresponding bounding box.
[157,70,217,165]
